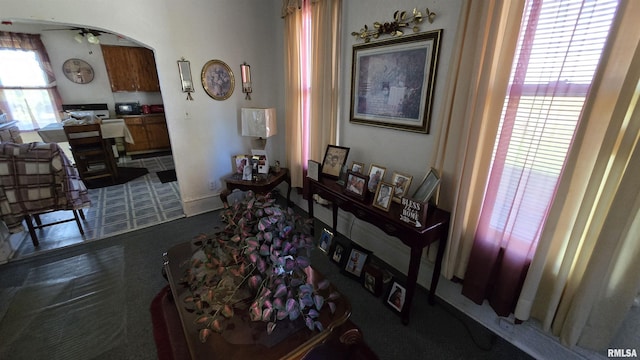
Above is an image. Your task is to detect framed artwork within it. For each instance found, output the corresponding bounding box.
[391,172,413,203]
[344,170,368,200]
[201,59,235,100]
[362,264,383,297]
[367,164,386,192]
[251,149,268,174]
[318,228,333,254]
[321,145,350,179]
[350,30,442,134]
[385,280,407,313]
[329,237,349,267]
[412,167,440,203]
[342,243,371,280]
[307,160,320,181]
[373,181,394,212]
[350,161,365,174]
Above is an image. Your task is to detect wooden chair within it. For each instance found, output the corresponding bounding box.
[0,142,91,246]
[64,123,118,183]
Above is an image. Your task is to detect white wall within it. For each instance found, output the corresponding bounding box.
[0,0,285,216]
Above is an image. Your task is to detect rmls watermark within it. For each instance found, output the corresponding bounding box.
[608,348,638,358]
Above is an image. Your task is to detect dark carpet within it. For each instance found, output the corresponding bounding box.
[83,167,149,189]
[156,169,177,183]
[0,201,533,360]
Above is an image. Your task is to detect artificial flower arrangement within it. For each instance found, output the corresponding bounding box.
[181,191,339,343]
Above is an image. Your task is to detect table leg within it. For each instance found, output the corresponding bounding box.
[401,246,422,325]
[285,173,292,207]
[332,203,338,236]
[307,189,315,235]
[429,222,448,305]
[220,188,231,208]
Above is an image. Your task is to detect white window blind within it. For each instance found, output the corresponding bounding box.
[481,0,618,245]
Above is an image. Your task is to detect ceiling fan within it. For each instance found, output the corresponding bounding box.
[43,27,104,44]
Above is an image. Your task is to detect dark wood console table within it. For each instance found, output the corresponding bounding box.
[220,168,291,208]
[306,177,450,325]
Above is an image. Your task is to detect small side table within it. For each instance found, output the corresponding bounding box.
[220,168,292,208]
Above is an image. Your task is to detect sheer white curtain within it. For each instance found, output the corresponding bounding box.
[515,0,640,349]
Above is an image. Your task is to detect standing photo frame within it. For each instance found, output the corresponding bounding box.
[412,167,440,203]
[307,160,320,181]
[344,170,368,200]
[342,243,371,280]
[350,31,442,134]
[321,145,350,179]
[329,237,350,267]
[391,172,413,203]
[350,161,365,174]
[318,228,334,254]
[362,264,384,297]
[367,164,386,192]
[385,280,407,313]
[373,181,394,212]
[201,59,235,100]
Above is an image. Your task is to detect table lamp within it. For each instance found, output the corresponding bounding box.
[241,107,277,150]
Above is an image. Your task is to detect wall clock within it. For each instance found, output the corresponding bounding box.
[62,58,94,84]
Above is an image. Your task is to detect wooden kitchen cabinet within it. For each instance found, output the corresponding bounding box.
[101,45,160,92]
[124,115,170,154]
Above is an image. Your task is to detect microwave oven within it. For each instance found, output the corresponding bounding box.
[115,102,141,115]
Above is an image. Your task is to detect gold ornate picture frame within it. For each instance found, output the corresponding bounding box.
[201,59,234,100]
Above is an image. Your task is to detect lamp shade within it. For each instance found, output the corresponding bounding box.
[241,108,277,138]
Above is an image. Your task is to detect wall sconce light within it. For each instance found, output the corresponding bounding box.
[178,58,194,100]
[241,107,277,150]
[240,62,252,100]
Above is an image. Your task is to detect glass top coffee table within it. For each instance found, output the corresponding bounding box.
[162,241,353,360]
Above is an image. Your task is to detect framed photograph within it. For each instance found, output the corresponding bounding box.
[342,244,371,280]
[201,59,235,100]
[307,160,320,181]
[391,172,413,203]
[344,170,368,200]
[412,167,440,203]
[318,228,333,254]
[386,280,407,313]
[350,161,365,174]
[362,264,383,296]
[233,155,249,175]
[367,164,386,192]
[321,145,350,179]
[350,30,442,134]
[329,237,349,267]
[373,181,394,212]
[251,149,269,174]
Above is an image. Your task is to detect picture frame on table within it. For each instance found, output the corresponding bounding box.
[349,30,442,134]
[307,160,320,181]
[233,154,249,175]
[329,237,350,267]
[391,172,413,203]
[251,149,268,174]
[367,164,386,192]
[201,59,234,100]
[385,279,407,313]
[321,145,350,179]
[372,181,394,212]
[343,170,368,200]
[350,161,365,174]
[362,264,384,297]
[413,167,440,203]
[318,228,334,254]
[342,243,371,280]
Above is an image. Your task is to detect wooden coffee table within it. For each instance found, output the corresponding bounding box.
[162,241,354,360]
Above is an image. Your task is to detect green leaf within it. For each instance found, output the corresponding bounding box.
[199,328,212,342]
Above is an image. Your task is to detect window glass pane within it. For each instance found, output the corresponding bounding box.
[0,50,48,87]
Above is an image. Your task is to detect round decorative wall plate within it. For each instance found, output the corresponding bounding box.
[201,59,234,100]
[62,58,94,84]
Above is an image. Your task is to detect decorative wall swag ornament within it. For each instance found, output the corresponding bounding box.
[351,8,436,43]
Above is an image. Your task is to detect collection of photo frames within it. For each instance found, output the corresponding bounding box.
[308,144,441,210]
[318,228,407,314]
